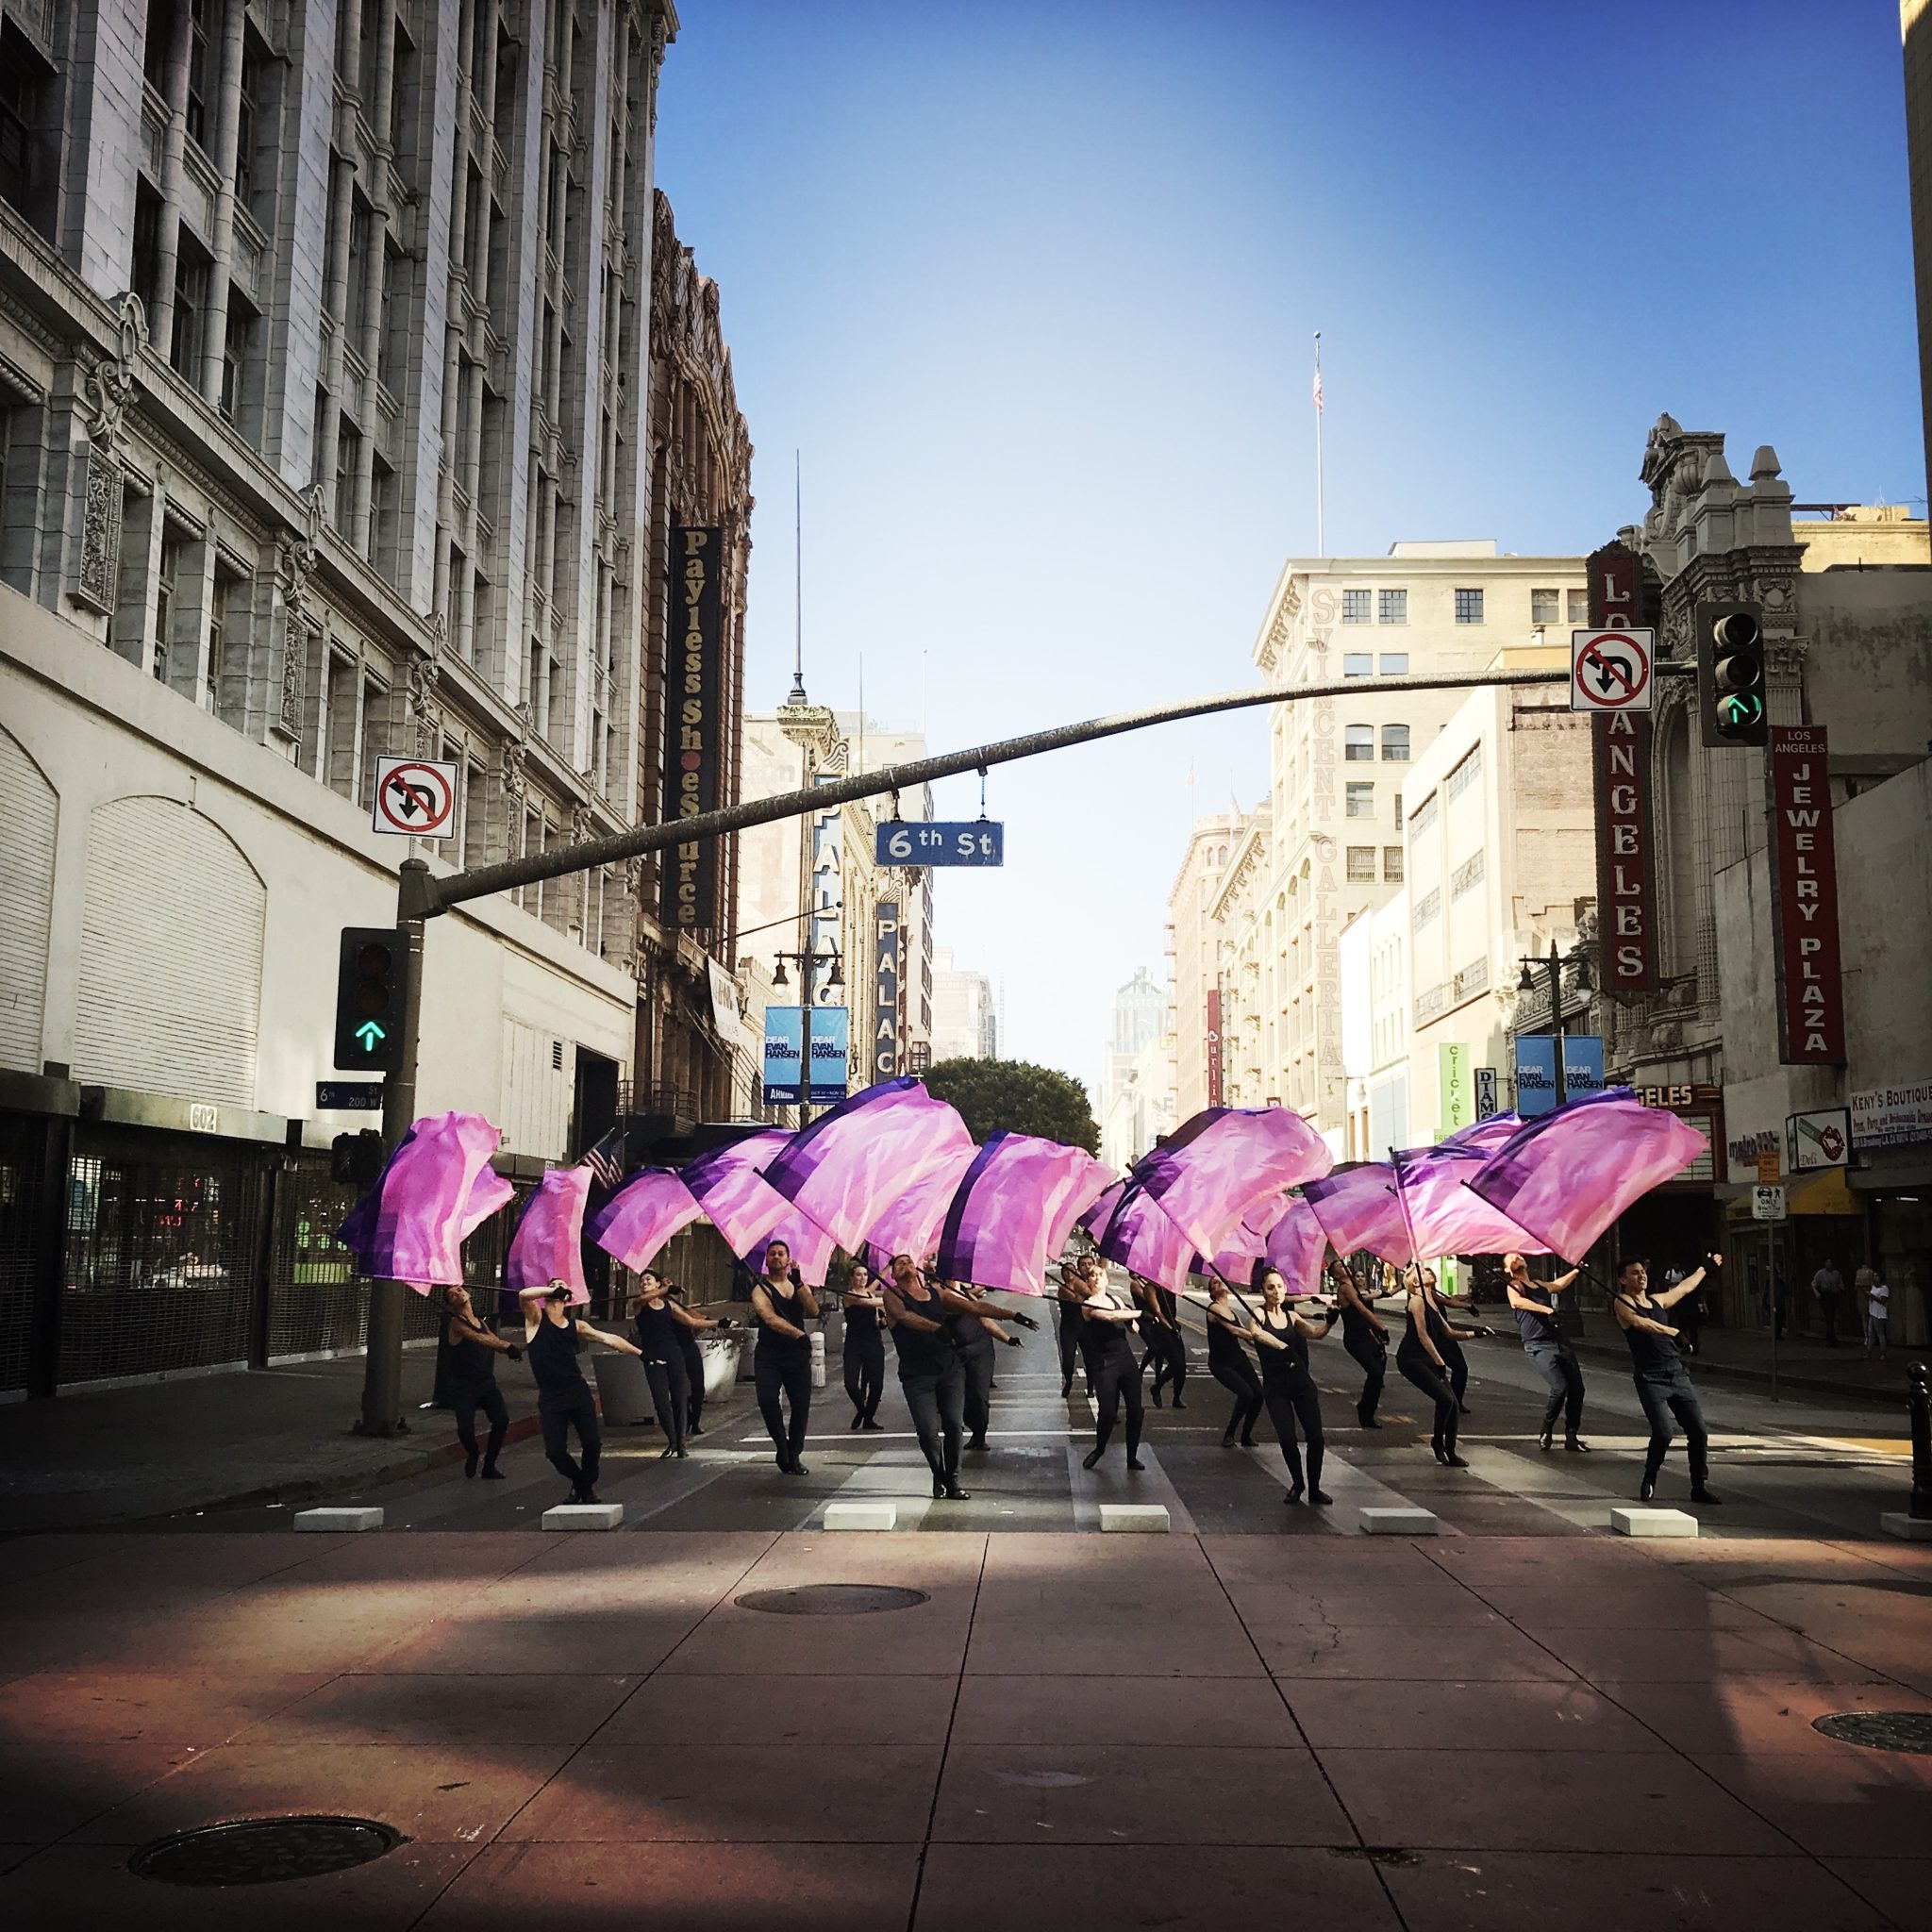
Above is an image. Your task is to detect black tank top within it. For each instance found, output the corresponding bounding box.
[1513,1282,1561,1346]
[945,1299,991,1352]
[1206,1303,1248,1366]
[844,1297,879,1341]
[889,1283,954,1374]
[1618,1295,1684,1379]
[1424,1294,1462,1355]
[1257,1308,1311,1386]
[525,1311,587,1398]
[1398,1301,1431,1357]
[1083,1291,1138,1362]
[754,1278,810,1357]
[633,1299,681,1360]
[445,1317,499,1391]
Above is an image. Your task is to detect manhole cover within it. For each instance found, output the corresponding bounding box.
[1812,1711,1932,1755]
[129,1816,405,1886]
[735,1584,929,1615]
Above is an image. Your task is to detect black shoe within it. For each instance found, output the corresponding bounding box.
[1150,1390,1163,1408]
[1172,1398,1186,1410]
[1082,1447,1105,1470]
[1309,1489,1334,1506]
[1358,1413,1380,1430]
[688,1423,705,1437]
[1240,1435,1258,1448]
[1690,1484,1721,1505]
[1431,1441,1447,1465]
[1126,1457,1146,1472]
[675,1445,688,1458]
[776,1454,793,1474]
[942,1479,971,1501]
[1457,1403,1472,1415]
[658,1443,679,1459]
[1060,1381,1073,1398]
[481,1465,505,1480]
[860,1418,884,1431]
[1539,1424,1555,1452]
[464,1449,480,1478]
[1640,1475,1657,1502]
[967,1436,990,1453]
[1285,1483,1305,1506]
[1441,1452,1468,1469]
[790,1459,809,1476]
[1221,1435,1239,1449]
[932,1474,948,1498]
[1564,1436,1591,1454]
[578,1487,602,1506]
[851,1414,863,1431]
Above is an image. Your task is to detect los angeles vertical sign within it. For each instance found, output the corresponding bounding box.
[1588,542,1657,992]
[1766,724,1846,1063]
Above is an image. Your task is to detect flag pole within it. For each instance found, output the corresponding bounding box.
[1312,331,1326,558]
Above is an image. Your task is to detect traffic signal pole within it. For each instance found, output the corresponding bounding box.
[356,663,1694,1430]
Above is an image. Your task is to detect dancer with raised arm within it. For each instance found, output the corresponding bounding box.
[441,1283,521,1479]
[882,1253,970,1500]
[841,1260,888,1431]
[1136,1278,1188,1408]
[1057,1260,1091,1396]
[1331,1257,1389,1429]
[518,1280,644,1505]
[946,1282,1025,1454]
[1395,1269,1466,1467]
[631,1270,724,1460]
[1504,1253,1589,1453]
[1078,1265,1146,1472]
[1205,1275,1263,1449]
[1613,1253,1723,1504]
[663,1280,726,1438]
[750,1238,818,1474]
[1249,1266,1339,1505]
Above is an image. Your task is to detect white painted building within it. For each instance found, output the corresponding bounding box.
[930,946,998,1064]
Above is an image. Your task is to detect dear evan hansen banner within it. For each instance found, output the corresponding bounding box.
[663,526,724,931]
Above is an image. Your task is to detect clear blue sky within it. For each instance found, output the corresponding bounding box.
[655,0,1923,1100]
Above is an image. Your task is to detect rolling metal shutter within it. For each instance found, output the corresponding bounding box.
[0,724,55,1074]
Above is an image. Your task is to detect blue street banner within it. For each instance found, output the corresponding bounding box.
[808,1006,851,1103]
[874,821,1005,867]
[1515,1035,1558,1117]
[762,1007,804,1106]
[1563,1035,1605,1099]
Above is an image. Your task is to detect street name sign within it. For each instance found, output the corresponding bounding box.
[874,821,1005,867]
[317,1081,384,1110]
[1571,628,1655,712]
[1751,1184,1787,1223]
[372,756,458,839]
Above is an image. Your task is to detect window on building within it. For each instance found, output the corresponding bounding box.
[234,26,271,217]
[1567,588,1589,625]
[130,179,164,321]
[1531,588,1559,625]
[143,0,174,92]
[371,458,398,584]
[462,758,489,869]
[1445,745,1483,802]
[0,20,58,242]
[1392,791,1402,824]
[1345,781,1374,818]
[1344,724,1374,762]
[1342,652,1373,677]
[1455,587,1485,624]
[1346,845,1375,882]
[1383,845,1404,882]
[1341,589,1371,624]
[344,193,371,335]
[185,0,211,147]
[153,529,183,684]
[220,292,258,427]
[1381,724,1410,761]
[1451,849,1486,899]
[325,651,358,799]
[1410,791,1438,834]
[335,420,359,532]
[204,567,226,709]
[1412,889,1441,930]
[1379,652,1408,675]
[1378,588,1407,624]
[169,229,211,382]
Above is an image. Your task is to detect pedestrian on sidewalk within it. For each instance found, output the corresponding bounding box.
[1396,1270,1466,1468]
[1860,1266,1890,1356]
[632,1271,724,1461]
[1502,1254,1589,1455]
[1204,1275,1264,1447]
[882,1253,970,1500]
[1331,1257,1389,1428]
[1077,1267,1147,1473]
[519,1280,644,1505]
[841,1261,889,1431]
[440,1284,522,1479]
[1250,1266,1338,1506]
[1612,1254,1722,1506]
[1136,1278,1188,1408]
[1811,1258,1845,1347]
[750,1240,818,1475]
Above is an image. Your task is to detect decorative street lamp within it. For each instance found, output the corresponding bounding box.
[772,943,843,1124]
[1515,939,1593,1108]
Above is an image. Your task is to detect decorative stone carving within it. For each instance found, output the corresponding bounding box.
[279,484,325,614]
[501,737,527,804]
[279,618,312,740]
[75,445,122,614]
[406,653,441,753]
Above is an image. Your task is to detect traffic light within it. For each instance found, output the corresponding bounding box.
[333,926,408,1072]
[1695,600,1768,747]
[330,1129,386,1186]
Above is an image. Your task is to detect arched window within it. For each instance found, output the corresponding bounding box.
[1344,724,1374,762]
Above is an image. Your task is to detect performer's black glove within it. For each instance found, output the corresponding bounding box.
[505,1344,524,1360]
[1002,1333,1024,1348]
[1013,1313,1041,1330]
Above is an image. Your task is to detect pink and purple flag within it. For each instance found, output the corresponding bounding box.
[587,1168,704,1274]
[1131,1107,1333,1263]
[505,1164,594,1303]
[1301,1162,1414,1267]
[1466,1089,1711,1260]
[759,1077,974,1253]
[1079,1180,1125,1238]
[335,1110,513,1290]
[865,1141,982,1275]
[1391,1141,1546,1261]
[936,1133,1116,1295]
[682,1129,841,1276]
[1096,1181,1197,1293]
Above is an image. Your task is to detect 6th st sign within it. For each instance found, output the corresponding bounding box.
[1571,628,1655,712]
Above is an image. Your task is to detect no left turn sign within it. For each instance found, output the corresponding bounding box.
[1571,627,1655,712]
[372,756,458,839]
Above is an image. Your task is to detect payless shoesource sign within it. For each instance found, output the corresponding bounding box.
[664,525,724,930]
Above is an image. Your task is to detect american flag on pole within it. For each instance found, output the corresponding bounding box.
[579,1124,627,1191]
[1311,367,1324,414]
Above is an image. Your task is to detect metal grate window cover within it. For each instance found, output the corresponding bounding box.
[1452,957,1491,1002]
[0,1115,45,1394]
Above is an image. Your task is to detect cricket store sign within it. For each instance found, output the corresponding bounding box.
[1766,725,1845,1064]
[663,526,724,930]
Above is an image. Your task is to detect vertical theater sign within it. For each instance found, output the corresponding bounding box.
[665,525,723,930]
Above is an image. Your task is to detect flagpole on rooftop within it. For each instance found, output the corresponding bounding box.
[1312,331,1325,558]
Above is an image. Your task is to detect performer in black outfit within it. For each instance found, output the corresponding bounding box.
[1136,1278,1188,1408]
[945,1282,1024,1452]
[1204,1275,1263,1448]
[1250,1267,1338,1505]
[882,1253,970,1500]
[749,1239,818,1474]
[517,1280,644,1503]
[1395,1271,1466,1467]
[1079,1269,1146,1472]
[1331,1258,1389,1428]
[841,1261,888,1431]
[666,1282,710,1436]
[632,1270,729,1459]
[1613,1253,1723,1504]
[1057,1262,1090,1397]
[1503,1252,1589,1453]
[440,1283,522,1478]
[1420,1266,1478,1413]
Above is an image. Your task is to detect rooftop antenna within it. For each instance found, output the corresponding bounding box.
[787,450,808,705]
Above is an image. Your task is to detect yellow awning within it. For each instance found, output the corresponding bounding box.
[1785,1166,1861,1216]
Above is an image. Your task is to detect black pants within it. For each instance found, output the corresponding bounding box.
[1261,1373,1324,1493]
[451,1380,508,1470]
[677,1334,706,1429]
[642,1351,690,1453]
[1525,1340,1584,1438]
[754,1344,812,1465]
[1817,1291,1840,1344]
[1635,1369,1709,1487]
[901,1354,966,1481]
[958,1338,996,1443]
[539,1388,600,1492]
[1090,1343,1144,1459]
[1142,1327,1187,1403]
[1343,1329,1386,1424]
[1058,1313,1085,1394]
[843,1332,886,1424]
[1441,1337,1469,1407]
[1210,1356,1262,1443]
[1396,1342,1458,1453]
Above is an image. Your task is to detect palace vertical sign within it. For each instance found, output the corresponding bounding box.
[1766,725,1846,1063]
[663,526,724,930]
[1588,543,1657,993]
[873,900,902,1078]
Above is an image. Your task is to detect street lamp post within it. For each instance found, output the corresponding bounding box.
[771,944,843,1126]
[1516,939,1591,1108]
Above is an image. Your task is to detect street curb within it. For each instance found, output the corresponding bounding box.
[1565,1337,1914,1407]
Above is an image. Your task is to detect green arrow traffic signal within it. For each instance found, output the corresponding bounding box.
[334,927,408,1072]
[355,1020,387,1052]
